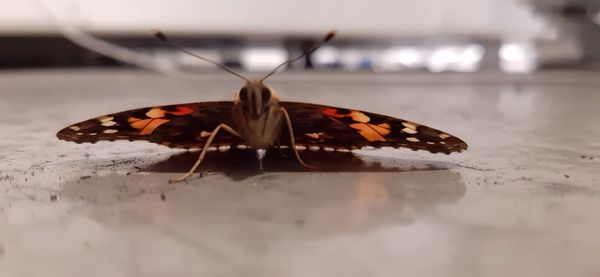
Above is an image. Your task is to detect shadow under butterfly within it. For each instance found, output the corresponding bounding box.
[144,149,458,181]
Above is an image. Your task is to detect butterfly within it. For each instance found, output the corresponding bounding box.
[57,30,468,182]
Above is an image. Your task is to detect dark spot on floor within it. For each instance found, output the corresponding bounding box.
[160,193,166,201]
[580,155,595,160]
[50,194,58,202]
[80,175,91,180]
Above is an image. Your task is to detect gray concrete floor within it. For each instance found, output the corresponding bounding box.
[0,69,599,276]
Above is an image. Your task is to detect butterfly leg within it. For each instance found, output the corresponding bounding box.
[280,107,314,170]
[169,123,242,183]
[275,138,289,158]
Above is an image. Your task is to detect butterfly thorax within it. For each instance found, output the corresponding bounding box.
[231,80,284,149]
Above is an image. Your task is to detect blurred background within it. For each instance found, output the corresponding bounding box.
[1,0,599,74]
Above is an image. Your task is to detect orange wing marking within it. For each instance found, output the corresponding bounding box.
[305,132,332,141]
[322,108,391,142]
[146,106,194,119]
[129,117,169,135]
[323,108,369,123]
[128,106,194,135]
[146,108,166,118]
[170,106,194,115]
[349,123,390,142]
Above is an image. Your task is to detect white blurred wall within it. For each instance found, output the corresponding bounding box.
[1,0,544,39]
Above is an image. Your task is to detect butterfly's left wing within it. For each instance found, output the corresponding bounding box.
[280,102,467,154]
[57,101,238,149]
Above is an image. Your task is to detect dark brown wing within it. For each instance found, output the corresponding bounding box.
[57,101,238,149]
[280,102,467,154]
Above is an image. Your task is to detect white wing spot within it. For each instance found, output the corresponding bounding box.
[218,145,231,152]
[89,133,98,136]
[308,146,320,152]
[402,127,418,134]
[323,147,335,152]
[77,132,84,136]
[97,116,114,123]
[295,145,307,151]
[402,122,418,130]
[101,121,117,127]
[336,148,350,153]
[406,137,420,142]
[103,129,118,134]
[426,141,435,145]
[69,126,81,131]
[439,133,451,139]
[236,144,249,149]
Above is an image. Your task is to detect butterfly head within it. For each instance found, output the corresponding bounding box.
[235,80,279,118]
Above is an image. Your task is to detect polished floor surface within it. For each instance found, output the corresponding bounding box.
[1,69,599,276]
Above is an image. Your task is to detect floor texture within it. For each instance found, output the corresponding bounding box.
[0,69,599,276]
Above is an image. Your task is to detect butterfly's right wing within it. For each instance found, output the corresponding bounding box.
[280,101,467,154]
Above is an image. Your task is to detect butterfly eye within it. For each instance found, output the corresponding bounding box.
[239,87,248,103]
[261,87,271,104]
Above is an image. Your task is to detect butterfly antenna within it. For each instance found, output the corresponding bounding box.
[260,30,337,82]
[151,30,249,82]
